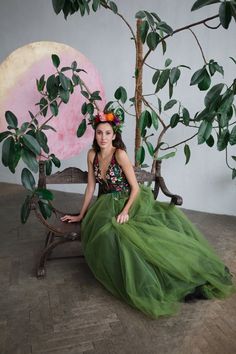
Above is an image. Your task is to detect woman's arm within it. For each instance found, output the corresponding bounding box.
[115,149,140,224]
[61,150,96,223]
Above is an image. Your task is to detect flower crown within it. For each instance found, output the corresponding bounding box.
[89,110,124,133]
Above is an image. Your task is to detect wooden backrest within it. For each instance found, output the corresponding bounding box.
[38,160,182,205]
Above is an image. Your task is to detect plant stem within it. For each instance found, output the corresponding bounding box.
[188,28,207,65]
[142,96,166,129]
[160,131,199,150]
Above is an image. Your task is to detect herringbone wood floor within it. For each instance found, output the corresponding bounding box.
[0,183,235,354]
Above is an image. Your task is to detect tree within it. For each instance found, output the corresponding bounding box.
[1,0,236,223]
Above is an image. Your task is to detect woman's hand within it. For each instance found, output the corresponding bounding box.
[60,214,83,223]
[116,212,129,224]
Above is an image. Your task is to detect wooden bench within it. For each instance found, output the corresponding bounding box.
[31,160,183,278]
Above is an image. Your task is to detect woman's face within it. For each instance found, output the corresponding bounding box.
[95,123,115,149]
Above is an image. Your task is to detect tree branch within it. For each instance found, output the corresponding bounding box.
[188,28,207,65]
[141,96,166,128]
[160,131,199,150]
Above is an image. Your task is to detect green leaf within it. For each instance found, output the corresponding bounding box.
[152,70,160,84]
[219,1,232,29]
[191,0,220,11]
[2,137,15,167]
[21,168,36,191]
[81,90,89,99]
[164,99,177,111]
[109,1,118,14]
[190,67,206,86]
[219,92,234,113]
[182,108,190,125]
[161,40,167,55]
[156,69,170,92]
[22,134,41,156]
[198,121,212,144]
[206,135,215,147]
[214,62,224,76]
[231,156,236,162]
[36,131,49,154]
[52,54,60,68]
[170,113,180,128]
[146,141,154,157]
[21,149,39,173]
[77,119,87,137]
[5,111,18,129]
[46,75,59,99]
[165,58,172,67]
[38,200,52,219]
[150,12,161,22]
[59,72,69,91]
[50,101,58,116]
[81,102,87,115]
[41,124,57,132]
[232,169,236,180]
[217,129,230,151]
[92,0,100,12]
[114,86,127,104]
[157,97,162,114]
[144,11,155,26]
[52,0,65,14]
[139,110,151,135]
[39,97,48,117]
[0,131,11,142]
[229,126,236,145]
[198,70,211,91]
[136,146,145,165]
[156,21,173,34]
[35,188,54,201]
[169,67,181,85]
[146,32,159,50]
[184,144,191,165]
[87,103,94,115]
[135,11,146,19]
[204,83,224,107]
[50,154,61,167]
[169,81,173,99]
[151,111,159,130]
[140,20,149,44]
[157,151,176,160]
[20,195,31,224]
[59,87,70,103]
[45,160,52,176]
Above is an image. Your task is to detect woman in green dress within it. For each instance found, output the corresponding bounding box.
[61,111,235,318]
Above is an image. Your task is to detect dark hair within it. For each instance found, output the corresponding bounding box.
[92,121,126,152]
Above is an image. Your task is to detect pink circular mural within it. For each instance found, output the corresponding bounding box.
[0,41,106,159]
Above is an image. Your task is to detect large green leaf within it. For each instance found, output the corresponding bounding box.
[229,126,236,145]
[109,1,118,14]
[184,144,191,165]
[50,101,59,116]
[46,160,52,176]
[156,21,173,35]
[198,71,211,91]
[52,54,60,68]
[140,20,149,44]
[219,1,232,29]
[198,121,212,144]
[2,137,15,167]
[46,75,59,99]
[52,0,65,14]
[169,67,181,85]
[152,70,160,84]
[182,108,190,126]
[146,32,159,50]
[136,146,145,165]
[170,113,180,128]
[146,141,154,157]
[164,99,177,111]
[38,200,52,219]
[0,131,11,142]
[191,0,220,11]
[59,72,69,91]
[35,188,54,201]
[151,111,159,130]
[36,131,49,154]
[190,67,206,86]
[139,110,151,135]
[5,111,18,129]
[206,135,215,147]
[156,69,170,92]
[157,151,176,160]
[22,134,41,156]
[20,195,31,224]
[21,168,36,191]
[77,119,87,137]
[114,86,127,104]
[50,153,61,167]
[204,83,224,108]
[217,129,230,151]
[21,148,39,173]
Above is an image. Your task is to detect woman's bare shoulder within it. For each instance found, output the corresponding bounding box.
[87,148,96,163]
[115,149,130,164]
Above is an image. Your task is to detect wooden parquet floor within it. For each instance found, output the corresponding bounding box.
[0,183,235,354]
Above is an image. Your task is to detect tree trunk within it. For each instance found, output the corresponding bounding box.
[134,19,143,166]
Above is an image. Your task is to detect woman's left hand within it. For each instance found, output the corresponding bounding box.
[116,212,129,224]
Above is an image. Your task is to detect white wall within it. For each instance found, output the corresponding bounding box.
[0,0,235,215]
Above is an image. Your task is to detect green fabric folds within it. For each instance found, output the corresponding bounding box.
[81,185,235,318]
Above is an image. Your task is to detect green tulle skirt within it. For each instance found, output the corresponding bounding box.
[81,185,235,318]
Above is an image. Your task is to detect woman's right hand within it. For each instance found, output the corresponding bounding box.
[60,214,83,223]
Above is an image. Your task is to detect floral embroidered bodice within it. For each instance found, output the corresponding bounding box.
[93,150,130,195]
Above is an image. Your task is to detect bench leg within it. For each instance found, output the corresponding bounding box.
[36,238,69,278]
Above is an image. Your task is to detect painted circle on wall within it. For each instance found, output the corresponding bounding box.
[0,41,106,159]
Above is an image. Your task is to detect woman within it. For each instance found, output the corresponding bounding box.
[61,111,235,318]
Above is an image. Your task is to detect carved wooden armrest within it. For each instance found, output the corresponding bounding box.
[157,176,183,206]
